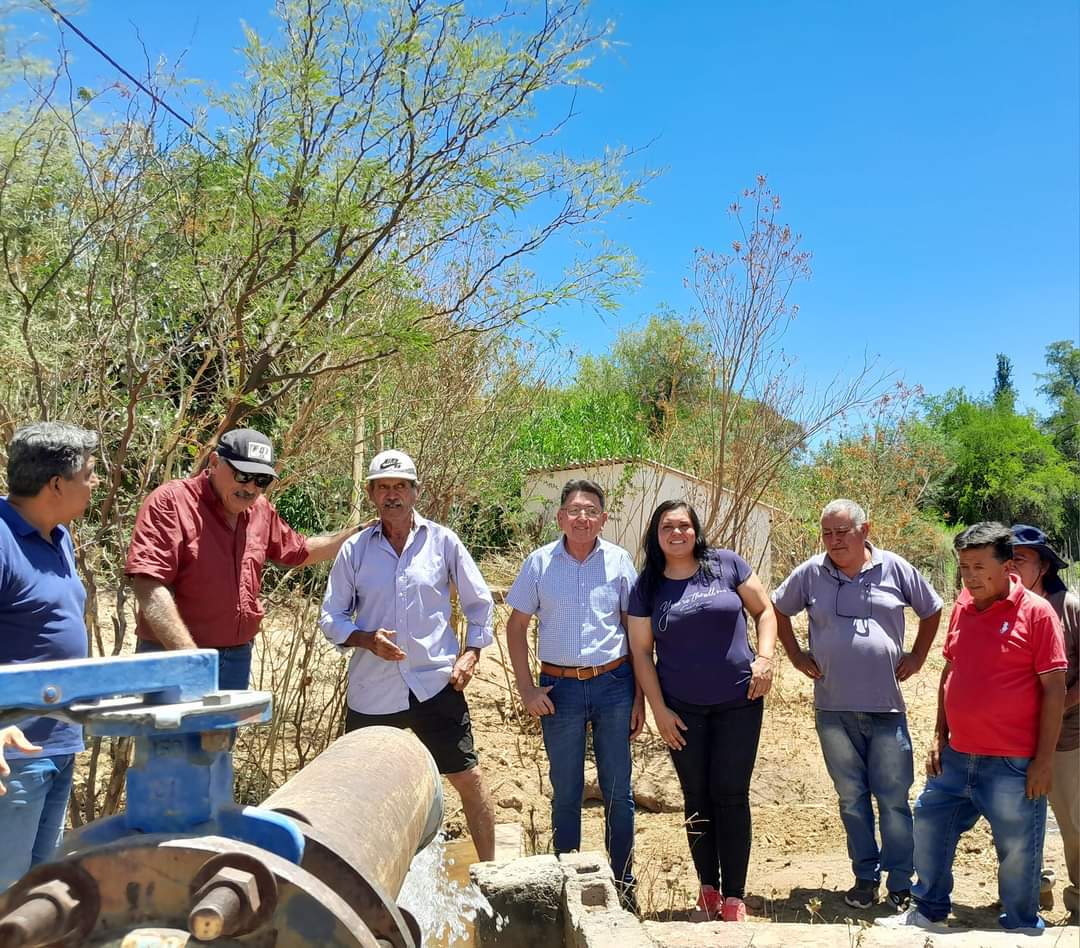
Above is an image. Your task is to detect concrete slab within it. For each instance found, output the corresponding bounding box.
[643,920,1079,948]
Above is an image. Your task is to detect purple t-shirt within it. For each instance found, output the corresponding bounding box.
[628,549,754,706]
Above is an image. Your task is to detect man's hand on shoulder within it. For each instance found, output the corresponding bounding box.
[450,649,479,691]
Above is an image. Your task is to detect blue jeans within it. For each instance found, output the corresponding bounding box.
[0,754,75,891]
[136,639,253,690]
[539,661,636,886]
[816,710,915,892]
[912,745,1045,930]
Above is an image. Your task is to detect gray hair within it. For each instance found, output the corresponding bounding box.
[7,422,99,497]
[820,498,867,528]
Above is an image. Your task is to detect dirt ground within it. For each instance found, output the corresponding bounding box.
[440,606,1077,931]
[79,593,1075,935]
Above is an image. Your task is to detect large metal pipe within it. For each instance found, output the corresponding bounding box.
[263,725,443,899]
[0,725,443,947]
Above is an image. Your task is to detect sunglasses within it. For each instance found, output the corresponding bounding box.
[223,459,275,489]
[834,575,873,620]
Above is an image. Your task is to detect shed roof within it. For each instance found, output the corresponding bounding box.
[525,456,784,515]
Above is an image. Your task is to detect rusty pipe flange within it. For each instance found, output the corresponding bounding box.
[37,834,384,948]
[0,861,100,948]
[286,820,419,948]
[187,851,278,940]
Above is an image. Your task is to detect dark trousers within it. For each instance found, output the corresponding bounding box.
[666,696,764,898]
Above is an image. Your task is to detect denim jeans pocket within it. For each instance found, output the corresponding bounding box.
[1002,756,1031,776]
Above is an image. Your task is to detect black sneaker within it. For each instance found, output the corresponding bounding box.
[844,879,879,909]
[886,889,911,912]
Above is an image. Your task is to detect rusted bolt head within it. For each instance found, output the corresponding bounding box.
[41,686,60,704]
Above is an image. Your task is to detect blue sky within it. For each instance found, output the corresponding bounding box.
[9,1,1079,415]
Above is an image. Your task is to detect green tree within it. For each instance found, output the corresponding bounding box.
[992,353,1016,409]
[1038,339,1080,463]
[923,391,1077,533]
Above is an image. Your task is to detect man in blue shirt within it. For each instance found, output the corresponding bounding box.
[320,450,497,860]
[506,479,644,912]
[0,421,100,891]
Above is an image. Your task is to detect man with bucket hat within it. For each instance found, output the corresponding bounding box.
[319,449,497,861]
[1011,524,1079,921]
[125,427,356,688]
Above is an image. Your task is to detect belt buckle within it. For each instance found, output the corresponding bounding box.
[575,665,594,681]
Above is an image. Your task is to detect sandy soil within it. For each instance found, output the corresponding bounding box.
[443,607,1076,931]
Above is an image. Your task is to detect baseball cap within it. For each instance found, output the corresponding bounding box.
[216,428,277,477]
[367,449,417,481]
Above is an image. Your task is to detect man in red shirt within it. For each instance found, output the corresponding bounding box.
[125,428,355,688]
[879,522,1067,933]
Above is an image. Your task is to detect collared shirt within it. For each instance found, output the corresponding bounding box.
[944,579,1067,757]
[125,471,310,647]
[506,537,637,666]
[1048,589,1079,751]
[0,497,87,757]
[772,544,943,713]
[319,514,493,714]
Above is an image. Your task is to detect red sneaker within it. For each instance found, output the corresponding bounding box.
[696,884,722,917]
[721,897,747,922]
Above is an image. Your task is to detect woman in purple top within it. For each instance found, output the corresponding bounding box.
[627,500,777,922]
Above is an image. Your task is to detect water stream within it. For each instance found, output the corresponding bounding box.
[398,835,506,947]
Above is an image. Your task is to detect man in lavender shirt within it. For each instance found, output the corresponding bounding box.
[320,449,496,860]
[772,499,942,913]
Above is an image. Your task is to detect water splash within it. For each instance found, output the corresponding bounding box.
[398,834,506,946]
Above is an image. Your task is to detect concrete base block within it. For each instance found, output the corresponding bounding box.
[470,854,564,948]
[559,852,655,948]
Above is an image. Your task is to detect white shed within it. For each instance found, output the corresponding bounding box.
[522,458,776,584]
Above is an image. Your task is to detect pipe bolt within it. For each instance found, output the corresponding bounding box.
[187,867,260,942]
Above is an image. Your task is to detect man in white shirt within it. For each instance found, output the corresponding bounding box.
[320,450,496,860]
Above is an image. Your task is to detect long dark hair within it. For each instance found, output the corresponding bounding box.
[637,500,716,607]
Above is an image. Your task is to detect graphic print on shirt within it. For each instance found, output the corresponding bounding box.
[657,585,717,632]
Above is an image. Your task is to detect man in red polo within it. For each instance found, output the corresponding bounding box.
[125,428,355,688]
[880,521,1066,934]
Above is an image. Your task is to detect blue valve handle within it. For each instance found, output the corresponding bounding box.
[0,651,304,865]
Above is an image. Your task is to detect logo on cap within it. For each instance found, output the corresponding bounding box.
[247,442,272,462]
[380,457,402,470]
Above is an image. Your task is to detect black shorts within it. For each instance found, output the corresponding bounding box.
[344,684,478,775]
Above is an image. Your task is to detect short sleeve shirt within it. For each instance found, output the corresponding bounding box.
[1049,589,1080,751]
[125,472,309,647]
[772,545,943,712]
[506,537,637,666]
[628,549,753,706]
[0,497,87,757]
[943,580,1067,757]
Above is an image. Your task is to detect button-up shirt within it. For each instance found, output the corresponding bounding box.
[320,513,493,714]
[125,472,310,647]
[506,537,637,666]
[772,543,943,713]
[0,497,87,757]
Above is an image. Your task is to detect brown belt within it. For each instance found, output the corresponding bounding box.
[540,655,628,681]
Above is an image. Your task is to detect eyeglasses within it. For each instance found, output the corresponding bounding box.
[562,505,602,519]
[834,576,872,620]
[224,459,275,489]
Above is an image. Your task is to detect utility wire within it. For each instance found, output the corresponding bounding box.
[37,0,229,159]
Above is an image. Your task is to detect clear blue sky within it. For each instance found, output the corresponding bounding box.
[9,1,1079,415]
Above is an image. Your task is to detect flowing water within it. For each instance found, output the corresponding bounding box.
[398,835,506,946]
